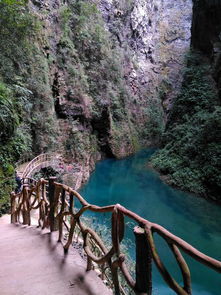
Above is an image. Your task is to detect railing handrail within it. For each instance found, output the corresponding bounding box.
[54,181,221,273]
[21,153,60,178]
[10,178,221,295]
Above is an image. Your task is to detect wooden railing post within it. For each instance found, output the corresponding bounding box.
[22,184,31,225]
[58,188,66,242]
[48,176,58,232]
[134,226,152,295]
[10,192,17,223]
[41,180,48,229]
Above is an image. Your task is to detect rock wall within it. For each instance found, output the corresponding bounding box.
[99,0,192,112]
[150,0,221,201]
[26,0,192,188]
[192,0,221,99]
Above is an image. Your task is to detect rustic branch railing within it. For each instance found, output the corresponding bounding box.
[10,178,221,295]
[21,153,60,178]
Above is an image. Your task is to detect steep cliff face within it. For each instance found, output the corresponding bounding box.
[99,0,192,112]
[192,0,221,99]
[192,0,221,54]
[21,0,192,187]
[0,0,192,198]
[151,0,221,201]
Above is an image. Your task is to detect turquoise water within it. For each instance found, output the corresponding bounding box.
[80,149,221,294]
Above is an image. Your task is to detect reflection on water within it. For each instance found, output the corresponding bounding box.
[80,149,221,295]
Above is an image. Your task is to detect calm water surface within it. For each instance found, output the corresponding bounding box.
[80,149,221,295]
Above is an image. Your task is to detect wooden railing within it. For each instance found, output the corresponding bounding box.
[21,153,60,178]
[10,178,221,295]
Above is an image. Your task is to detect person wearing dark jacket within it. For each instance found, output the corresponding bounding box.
[15,171,22,193]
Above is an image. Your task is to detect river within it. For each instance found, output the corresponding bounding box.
[80,149,221,295]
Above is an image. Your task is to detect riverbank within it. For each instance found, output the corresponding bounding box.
[147,161,221,205]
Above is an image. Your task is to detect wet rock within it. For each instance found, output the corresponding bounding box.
[192,0,221,98]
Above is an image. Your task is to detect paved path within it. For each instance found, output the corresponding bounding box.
[0,215,112,295]
[16,162,29,177]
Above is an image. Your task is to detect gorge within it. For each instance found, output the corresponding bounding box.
[0,0,193,209]
[1,0,220,208]
[0,0,220,249]
[0,0,221,294]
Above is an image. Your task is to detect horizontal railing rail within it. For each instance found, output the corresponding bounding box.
[10,177,221,295]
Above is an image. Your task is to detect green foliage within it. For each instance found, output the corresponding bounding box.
[0,180,12,216]
[26,41,58,152]
[0,0,34,82]
[113,0,135,12]
[59,1,129,110]
[145,99,164,144]
[70,0,117,87]
[65,122,98,161]
[31,112,57,152]
[57,0,143,157]
[0,118,33,215]
[151,51,221,200]
[0,82,19,141]
[158,79,173,101]
[0,80,33,152]
[0,0,31,44]
[33,166,59,181]
[59,5,72,33]
[71,0,105,53]
[0,0,35,213]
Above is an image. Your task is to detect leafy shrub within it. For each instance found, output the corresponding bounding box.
[0,0,34,82]
[33,166,59,180]
[145,99,164,144]
[0,82,19,141]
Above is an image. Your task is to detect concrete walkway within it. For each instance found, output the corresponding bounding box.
[0,215,112,295]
